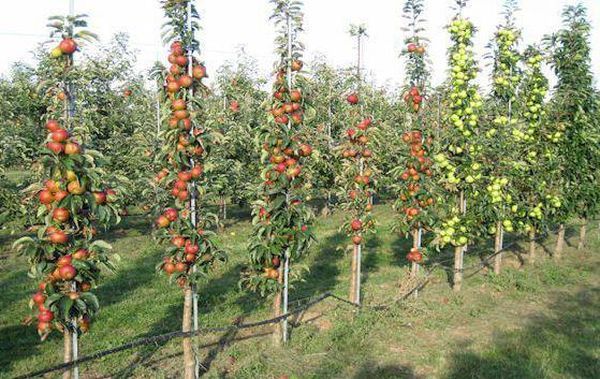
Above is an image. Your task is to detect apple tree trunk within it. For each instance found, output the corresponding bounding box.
[493,221,503,274]
[453,192,465,292]
[555,224,565,259]
[272,264,284,345]
[577,220,587,250]
[63,329,73,379]
[529,229,536,264]
[349,244,359,304]
[182,286,195,379]
[453,246,463,292]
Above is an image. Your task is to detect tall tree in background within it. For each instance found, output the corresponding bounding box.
[207,54,267,220]
[304,59,346,214]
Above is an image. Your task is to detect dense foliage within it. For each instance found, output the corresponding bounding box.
[241,0,316,296]
[153,0,226,288]
[13,14,120,339]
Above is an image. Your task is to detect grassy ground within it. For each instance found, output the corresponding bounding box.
[0,205,598,378]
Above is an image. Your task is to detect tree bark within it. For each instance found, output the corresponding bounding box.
[63,329,73,379]
[411,228,420,279]
[182,286,195,379]
[272,264,284,345]
[349,244,359,304]
[453,245,463,292]
[529,229,536,264]
[219,196,226,221]
[577,220,587,250]
[493,221,503,274]
[453,192,465,291]
[555,224,565,259]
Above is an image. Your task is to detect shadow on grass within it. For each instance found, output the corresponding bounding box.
[353,362,418,379]
[444,286,600,379]
[390,234,414,269]
[0,324,44,373]
[362,234,383,286]
[0,323,70,375]
[99,215,153,244]
[108,262,259,378]
[294,231,346,300]
[0,268,29,311]
[94,245,163,308]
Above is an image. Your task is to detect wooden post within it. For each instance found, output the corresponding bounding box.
[63,329,73,379]
[220,196,226,221]
[349,244,358,303]
[281,251,290,342]
[410,228,419,278]
[453,246,463,292]
[411,228,422,298]
[493,221,503,274]
[529,229,536,264]
[577,220,587,250]
[272,263,284,344]
[182,286,195,379]
[555,224,565,259]
[453,192,465,292]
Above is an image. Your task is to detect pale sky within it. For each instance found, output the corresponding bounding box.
[0,0,598,91]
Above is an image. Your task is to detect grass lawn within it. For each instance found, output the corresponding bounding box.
[0,204,598,378]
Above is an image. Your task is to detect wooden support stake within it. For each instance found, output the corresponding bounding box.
[493,221,503,274]
[555,224,565,259]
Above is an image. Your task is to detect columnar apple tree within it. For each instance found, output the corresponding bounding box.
[545,4,600,256]
[13,14,120,376]
[337,25,375,305]
[153,1,225,376]
[512,46,562,263]
[242,0,315,343]
[433,0,483,291]
[482,1,521,273]
[392,0,435,281]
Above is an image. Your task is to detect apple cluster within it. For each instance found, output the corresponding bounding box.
[16,57,119,339]
[155,40,224,286]
[44,119,81,156]
[512,48,563,233]
[271,62,305,125]
[406,247,423,263]
[493,28,521,94]
[486,177,510,205]
[340,93,375,246]
[432,16,484,249]
[50,38,78,59]
[396,131,435,226]
[438,216,469,247]
[403,86,423,113]
[242,52,313,295]
[448,19,483,139]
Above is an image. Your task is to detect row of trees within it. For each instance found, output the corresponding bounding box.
[2,0,598,377]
